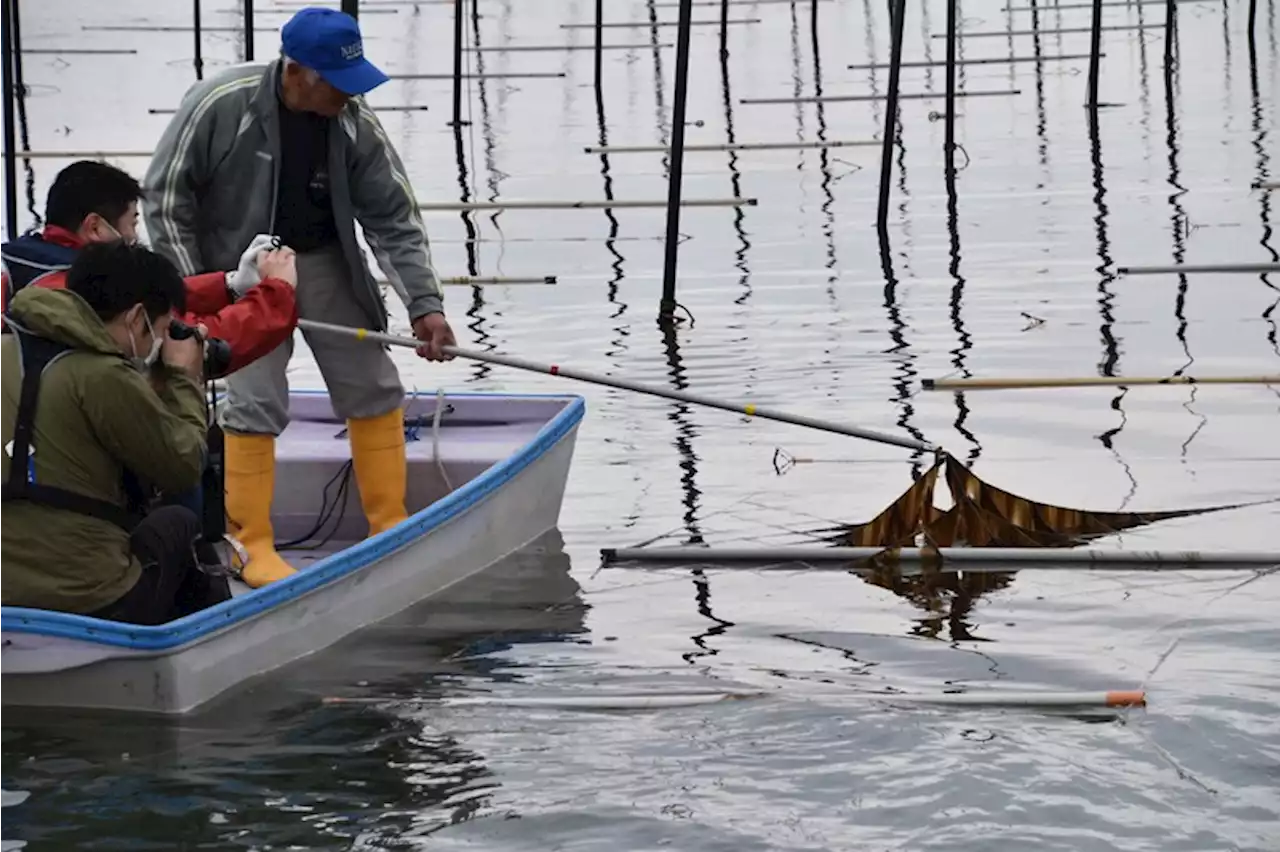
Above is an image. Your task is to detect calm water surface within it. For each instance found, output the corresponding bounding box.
[3,0,1279,849]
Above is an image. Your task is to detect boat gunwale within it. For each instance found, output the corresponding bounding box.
[0,389,586,654]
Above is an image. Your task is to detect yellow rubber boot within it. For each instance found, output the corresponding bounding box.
[346,408,410,537]
[224,432,296,588]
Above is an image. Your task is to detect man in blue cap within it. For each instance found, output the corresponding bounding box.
[142,7,456,588]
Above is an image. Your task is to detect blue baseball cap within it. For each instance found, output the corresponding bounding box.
[281,7,389,96]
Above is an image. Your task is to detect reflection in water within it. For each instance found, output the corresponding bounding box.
[719,1,753,307]
[1087,111,1137,505]
[593,32,631,361]
[463,0,504,383]
[2,533,587,848]
[10,3,39,227]
[1029,2,1052,173]
[807,0,840,307]
[682,565,735,664]
[661,320,705,545]
[942,0,980,465]
[1161,33,1208,457]
[1246,29,1280,363]
[645,0,670,151]
[862,566,1017,642]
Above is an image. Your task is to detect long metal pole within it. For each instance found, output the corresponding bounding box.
[193,0,204,80]
[594,0,604,90]
[243,0,254,61]
[944,0,957,182]
[875,0,907,237]
[658,0,695,323]
[341,0,359,19]
[296,318,935,452]
[451,0,464,126]
[1086,0,1103,107]
[1,0,18,240]
[600,545,1280,567]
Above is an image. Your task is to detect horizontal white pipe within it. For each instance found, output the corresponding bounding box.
[938,23,1165,37]
[81,24,276,32]
[389,72,566,80]
[561,19,762,29]
[922,374,1280,390]
[325,688,1145,710]
[1252,181,1280,191]
[24,48,138,55]
[1118,262,1280,274]
[600,545,1280,567]
[1003,0,1208,9]
[848,53,1096,69]
[375,276,556,287]
[654,0,833,5]
[1,150,153,159]
[465,43,673,51]
[416,197,757,210]
[583,139,878,154]
[742,89,1020,105]
[437,275,558,285]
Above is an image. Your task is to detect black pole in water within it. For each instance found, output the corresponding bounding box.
[1163,0,1177,64]
[944,0,957,180]
[875,0,907,237]
[341,0,359,19]
[594,0,604,90]
[658,0,694,323]
[243,0,254,61]
[1246,0,1256,39]
[451,0,465,126]
[1,0,18,241]
[1086,0,1102,107]
[193,0,204,80]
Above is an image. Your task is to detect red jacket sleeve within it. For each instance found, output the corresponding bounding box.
[182,272,233,315]
[184,277,298,374]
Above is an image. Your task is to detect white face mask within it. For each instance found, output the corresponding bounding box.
[96,217,143,247]
[128,308,162,371]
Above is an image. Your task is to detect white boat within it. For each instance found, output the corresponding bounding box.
[1,388,585,715]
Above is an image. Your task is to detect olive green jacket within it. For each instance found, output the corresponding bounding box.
[1,287,207,614]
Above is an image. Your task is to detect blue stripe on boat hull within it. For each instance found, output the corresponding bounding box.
[1,391,586,653]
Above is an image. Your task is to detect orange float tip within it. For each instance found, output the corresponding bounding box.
[1104,690,1146,707]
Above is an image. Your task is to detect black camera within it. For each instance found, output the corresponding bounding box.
[169,319,234,380]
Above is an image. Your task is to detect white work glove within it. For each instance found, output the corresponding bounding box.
[226,234,281,298]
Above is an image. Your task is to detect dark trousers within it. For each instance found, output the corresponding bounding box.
[88,506,232,626]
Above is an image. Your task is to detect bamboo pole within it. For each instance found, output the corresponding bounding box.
[437,275,557,285]
[150,105,430,113]
[81,24,276,32]
[583,139,877,153]
[415,197,757,210]
[659,0,695,324]
[920,374,1280,390]
[849,53,1097,69]
[22,48,139,55]
[0,149,153,159]
[1117,262,1280,274]
[1,0,16,241]
[391,71,566,80]
[465,43,672,51]
[296,318,934,452]
[1003,0,1206,8]
[599,545,1280,567]
[741,89,1020,105]
[938,24,1166,37]
[561,19,760,28]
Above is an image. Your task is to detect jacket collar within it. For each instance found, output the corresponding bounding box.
[39,225,86,252]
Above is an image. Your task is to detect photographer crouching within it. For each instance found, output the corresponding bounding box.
[1,241,265,624]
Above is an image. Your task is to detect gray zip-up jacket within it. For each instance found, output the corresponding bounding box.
[141,59,443,331]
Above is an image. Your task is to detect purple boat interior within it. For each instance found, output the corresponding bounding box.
[246,390,576,575]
